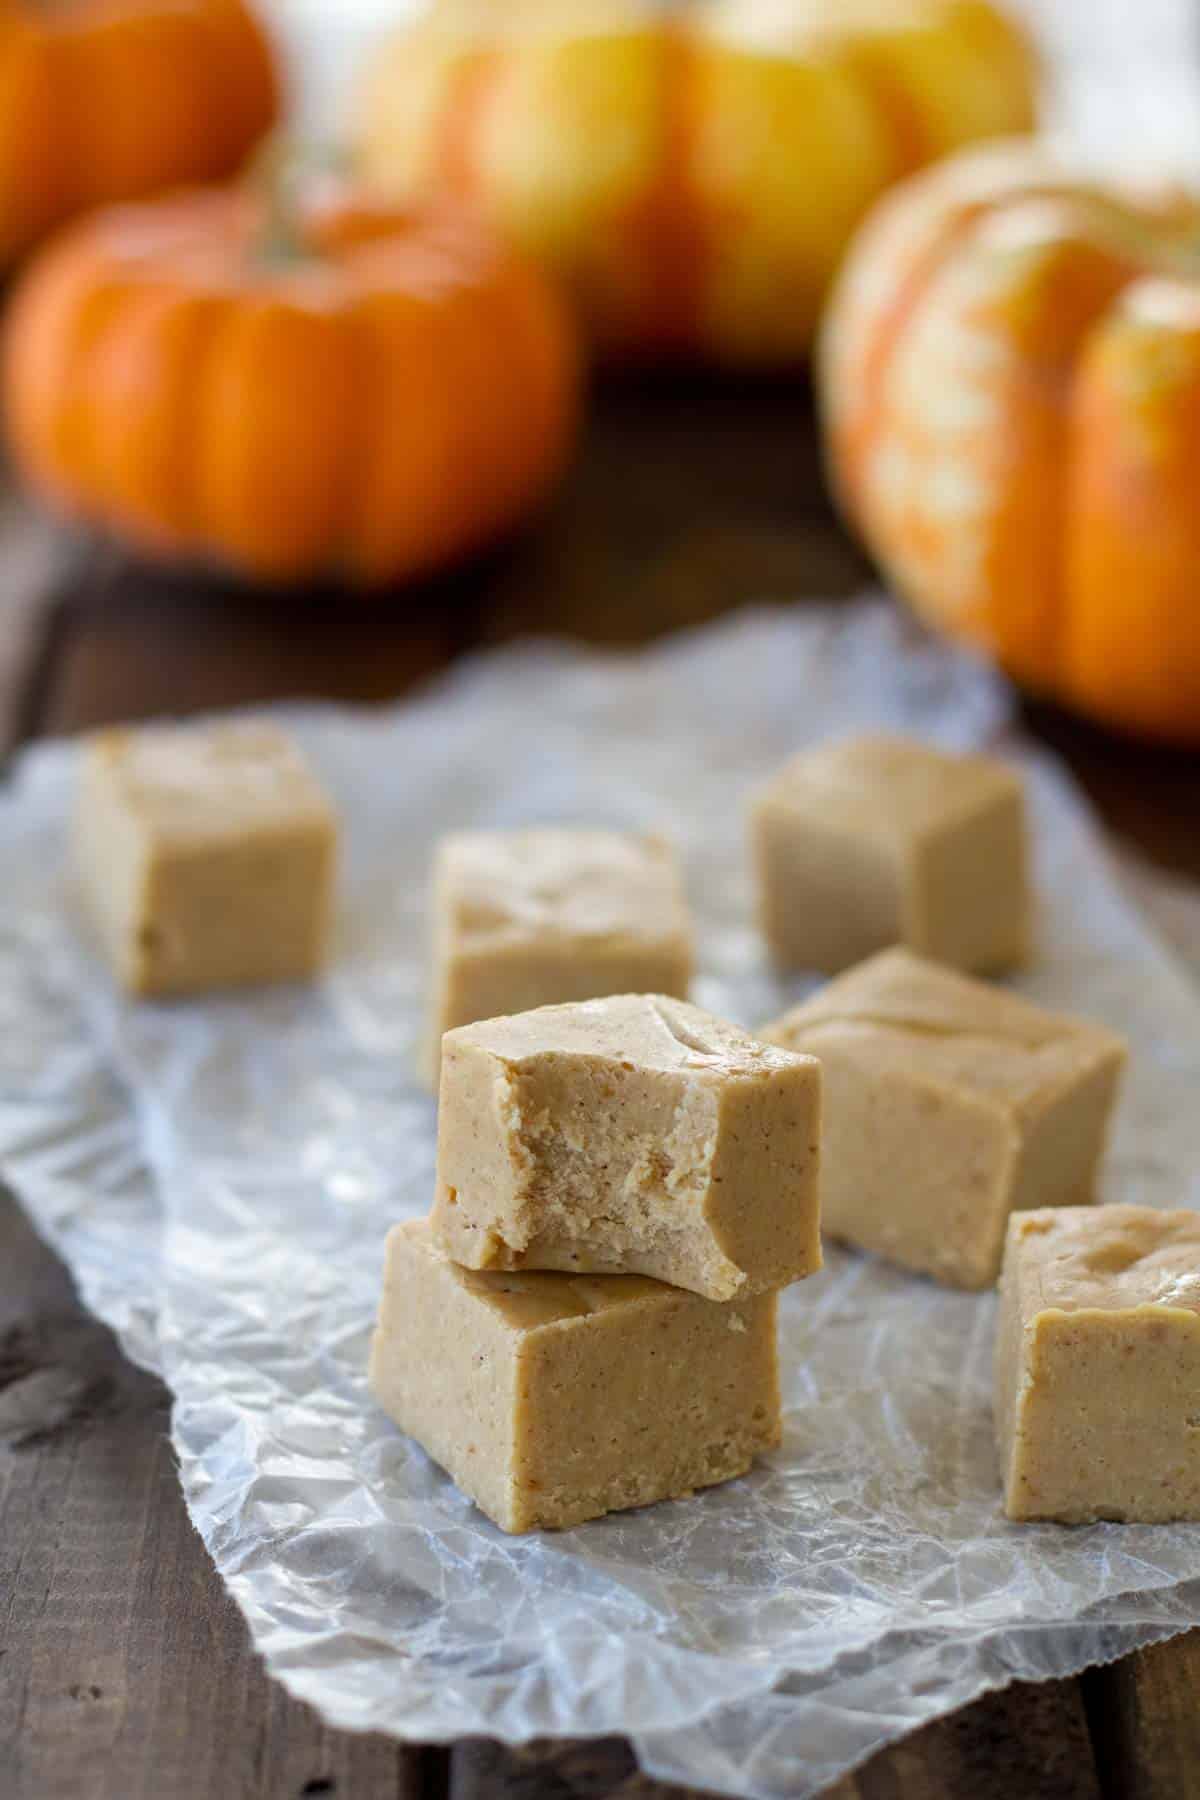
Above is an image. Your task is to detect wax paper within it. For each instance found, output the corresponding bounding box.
[4,601,1200,1800]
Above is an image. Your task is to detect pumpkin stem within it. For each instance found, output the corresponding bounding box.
[251,135,347,265]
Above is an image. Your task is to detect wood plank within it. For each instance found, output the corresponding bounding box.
[0,1192,437,1800]
[849,1677,1100,1800]
[1020,699,1200,886]
[1082,1633,1200,1800]
[450,1737,670,1799]
[0,489,72,761]
[482,375,869,646]
[450,1677,1101,1800]
[41,548,460,734]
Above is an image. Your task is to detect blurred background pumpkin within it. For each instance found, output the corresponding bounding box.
[353,0,1038,363]
[2,160,580,587]
[0,0,278,263]
[0,0,1197,747]
[819,140,1200,745]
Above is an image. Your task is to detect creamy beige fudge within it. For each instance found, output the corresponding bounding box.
[370,1219,781,1532]
[750,734,1028,974]
[996,1206,1200,1523]
[431,992,822,1300]
[424,828,693,1083]
[75,722,337,997]
[762,949,1125,1290]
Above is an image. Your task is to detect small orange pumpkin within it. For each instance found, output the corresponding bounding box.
[0,0,278,263]
[354,0,1037,364]
[820,142,1200,745]
[2,168,581,588]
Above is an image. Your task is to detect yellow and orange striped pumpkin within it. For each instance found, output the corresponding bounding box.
[355,0,1037,364]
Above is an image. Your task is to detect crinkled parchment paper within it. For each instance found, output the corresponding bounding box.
[4,601,1200,1800]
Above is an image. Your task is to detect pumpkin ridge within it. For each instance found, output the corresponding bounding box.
[1044,298,1128,702]
[79,280,187,549]
[341,282,456,586]
[156,286,232,557]
[1059,281,1200,740]
[0,18,72,255]
[205,1,280,176]
[615,20,713,354]
[835,186,1022,516]
[981,303,1107,696]
[433,45,503,206]
[472,253,581,534]
[559,19,716,356]
[319,299,371,587]
[838,41,933,180]
[313,298,375,583]
[54,270,144,520]
[964,208,1146,690]
[226,293,360,581]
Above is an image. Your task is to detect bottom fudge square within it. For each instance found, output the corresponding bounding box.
[369,1220,781,1532]
[996,1206,1200,1523]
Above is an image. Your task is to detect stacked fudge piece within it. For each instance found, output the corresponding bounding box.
[372,993,822,1531]
[372,826,823,1532]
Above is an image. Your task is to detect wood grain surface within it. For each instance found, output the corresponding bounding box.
[449,1678,1103,1800]
[1085,1635,1200,1800]
[1,375,1199,1800]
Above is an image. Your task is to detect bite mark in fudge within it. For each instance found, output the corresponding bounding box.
[432,992,821,1300]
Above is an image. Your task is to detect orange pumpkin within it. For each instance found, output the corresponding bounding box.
[0,0,278,263]
[354,0,1037,364]
[2,174,581,587]
[820,142,1200,745]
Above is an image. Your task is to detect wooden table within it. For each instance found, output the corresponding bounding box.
[1,375,1199,1800]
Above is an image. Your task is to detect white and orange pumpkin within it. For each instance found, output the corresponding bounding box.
[821,143,1200,744]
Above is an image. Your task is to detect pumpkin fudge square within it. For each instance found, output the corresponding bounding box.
[996,1206,1200,1523]
[763,949,1126,1289]
[750,733,1028,975]
[74,721,337,997]
[369,1221,781,1533]
[423,828,693,1083]
[432,993,822,1300]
